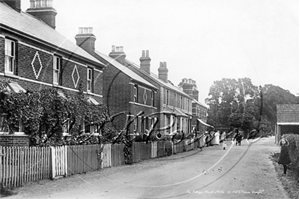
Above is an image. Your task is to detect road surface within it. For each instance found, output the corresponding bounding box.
[8,136,288,199]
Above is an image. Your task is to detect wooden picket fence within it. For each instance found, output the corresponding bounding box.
[51,146,67,179]
[111,144,125,167]
[0,139,202,188]
[132,142,151,163]
[67,145,102,176]
[0,146,51,188]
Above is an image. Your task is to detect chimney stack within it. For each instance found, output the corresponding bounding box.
[158,62,168,82]
[109,45,126,65]
[75,27,96,54]
[139,50,151,74]
[3,0,21,12]
[26,0,57,29]
[179,78,199,101]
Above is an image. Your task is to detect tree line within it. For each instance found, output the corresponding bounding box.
[205,77,299,135]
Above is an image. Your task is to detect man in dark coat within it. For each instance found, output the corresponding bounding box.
[234,129,243,146]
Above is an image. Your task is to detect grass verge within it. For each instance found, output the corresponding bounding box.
[271,153,299,199]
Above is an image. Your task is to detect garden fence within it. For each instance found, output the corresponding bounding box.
[0,139,200,188]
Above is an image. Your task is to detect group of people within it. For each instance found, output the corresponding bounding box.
[203,129,292,175]
[203,128,243,149]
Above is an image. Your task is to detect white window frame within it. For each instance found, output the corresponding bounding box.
[87,67,93,92]
[180,96,183,109]
[53,55,61,85]
[167,90,169,105]
[133,118,137,132]
[151,91,154,107]
[133,85,138,102]
[5,38,16,75]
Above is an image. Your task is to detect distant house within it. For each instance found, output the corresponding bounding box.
[124,51,193,138]
[0,1,105,145]
[178,78,210,136]
[75,27,158,139]
[275,104,299,144]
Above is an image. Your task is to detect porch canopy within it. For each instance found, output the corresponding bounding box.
[197,118,214,128]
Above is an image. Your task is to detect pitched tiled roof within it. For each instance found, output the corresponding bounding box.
[277,104,299,123]
[125,59,192,99]
[95,51,157,89]
[0,3,103,67]
[192,99,208,109]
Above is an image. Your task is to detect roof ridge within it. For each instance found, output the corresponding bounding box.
[125,59,193,99]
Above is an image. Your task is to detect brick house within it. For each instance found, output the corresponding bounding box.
[0,0,105,145]
[275,104,299,144]
[75,28,158,139]
[178,78,210,136]
[124,52,193,138]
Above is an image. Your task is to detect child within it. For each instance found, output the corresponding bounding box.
[278,136,291,175]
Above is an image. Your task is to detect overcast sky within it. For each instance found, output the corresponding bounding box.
[22,0,299,103]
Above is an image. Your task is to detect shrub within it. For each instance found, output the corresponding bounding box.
[282,134,299,181]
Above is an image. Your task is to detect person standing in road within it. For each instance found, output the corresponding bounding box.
[278,136,291,175]
[233,129,243,146]
[220,131,227,150]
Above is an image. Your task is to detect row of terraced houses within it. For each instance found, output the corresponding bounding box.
[0,0,209,146]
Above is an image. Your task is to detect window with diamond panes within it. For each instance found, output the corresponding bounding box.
[5,38,16,75]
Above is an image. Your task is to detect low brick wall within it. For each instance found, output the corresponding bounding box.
[0,134,29,146]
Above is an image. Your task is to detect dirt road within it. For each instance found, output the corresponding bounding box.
[7,136,289,199]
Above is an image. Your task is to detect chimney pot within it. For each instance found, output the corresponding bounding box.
[140,50,151,74]
[109,45,126,65]
[75,26,96,54]
[158,61,168,82]
[26,0,57,29]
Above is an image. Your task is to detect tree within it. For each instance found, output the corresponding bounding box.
[206,78,259,129]
[262,84,299,130]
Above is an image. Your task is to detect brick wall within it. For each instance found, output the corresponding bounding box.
[0,30,103,98]
[103,63,157,133]
[0,135,29,146]
[103,64,131,130]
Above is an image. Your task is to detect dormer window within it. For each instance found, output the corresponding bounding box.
[5,38,16,75]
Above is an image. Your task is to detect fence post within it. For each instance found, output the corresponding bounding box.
[50,146,55,179]
[63,145,68,177]
[0,146,3,186]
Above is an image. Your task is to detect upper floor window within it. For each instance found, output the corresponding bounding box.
[133,85,138,102]
[53,55,61,85]
[151,91,155,107]
[5,38,16,75]
[87,67,94,92]
[166,90,169,105]
[180,96,183,109]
